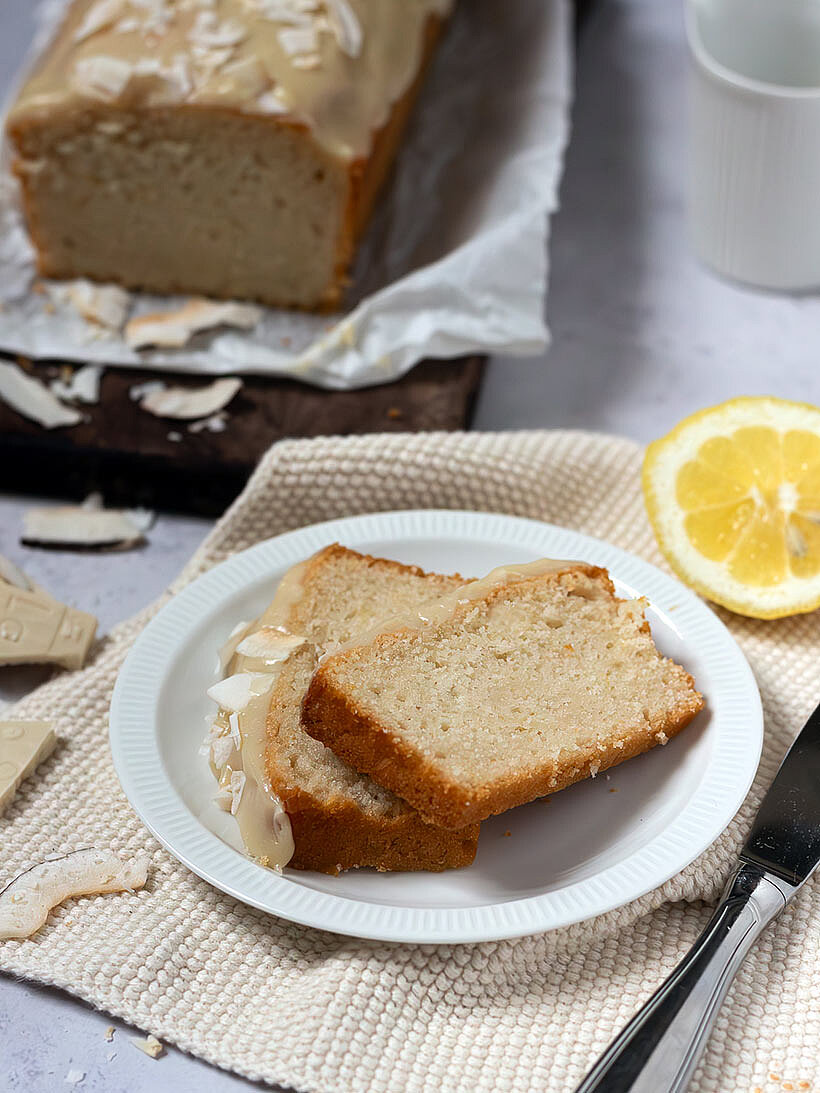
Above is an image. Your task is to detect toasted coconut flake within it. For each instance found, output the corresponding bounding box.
[74,0,127,42]
[277,24,319,55]
[291,52,321,69]
[125,298,261,349]
[236,628,306,662]
[22,496,155,551]
[255,88,289,114]
[130,1035,164,1059]
[137,378,242,421]
[189,11,247,48]
[71,55,133,100]
[54,280,130,331]
[0,849,149,940]
[325,0,362,56]
[50,365,103,405]
[0,362,82,429]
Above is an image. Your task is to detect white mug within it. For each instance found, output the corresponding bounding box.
[687,0,820,291]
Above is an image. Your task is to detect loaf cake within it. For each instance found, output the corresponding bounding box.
[206,544,479,874]
[6,0,451,310]
[302,559,705,829]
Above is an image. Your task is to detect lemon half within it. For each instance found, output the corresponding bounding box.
[642,397,820,619]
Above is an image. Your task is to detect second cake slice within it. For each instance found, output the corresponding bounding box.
[302,560,704,829]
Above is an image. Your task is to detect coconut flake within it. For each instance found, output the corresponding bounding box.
[189,11,247,48]
[291,52,320,69]
[216,618,253,676]
[22,495,155,550]
[50,365,103,405]
[255,89,289,114]
[125,298,261,349]
[236,628,306,662]
[129,380,166,402]
[325,0,362,57]
[137,377,242,421]
[213,784,233,810]
[206,673,257,713]
[187,412,228,434]
[71,55,133,101]
[228,769,246,815]
[74,0,127,42]
[54,280,130,331]
[0,362,82,429]
[210,734,235,770]
[129,1035,164,1059]
[0,849,149,940]
[64,1069,86,1086]
[277,24,319,55]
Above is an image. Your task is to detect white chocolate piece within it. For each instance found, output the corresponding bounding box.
[124,300,260,350]
[0,581,97,669]
[129,1035,163,1059]
[0,721,57,816]
[0,849,149,940]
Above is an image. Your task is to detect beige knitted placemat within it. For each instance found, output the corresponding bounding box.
[2,430,819,1093]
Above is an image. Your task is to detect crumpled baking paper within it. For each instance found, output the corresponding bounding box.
[0,0,572,390]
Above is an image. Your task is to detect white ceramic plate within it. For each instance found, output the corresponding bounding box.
[110,510,762,944]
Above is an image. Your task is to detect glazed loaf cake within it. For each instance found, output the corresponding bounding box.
[6,0,451,310]
[302,560,705,829]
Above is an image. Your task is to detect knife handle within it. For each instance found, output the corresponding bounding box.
[574,862,792,1093]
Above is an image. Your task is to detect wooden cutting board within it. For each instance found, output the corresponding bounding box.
[0,354,485,515]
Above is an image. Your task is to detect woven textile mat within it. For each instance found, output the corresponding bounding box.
[2,430,818,1093]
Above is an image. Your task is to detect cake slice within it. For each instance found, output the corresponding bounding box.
[214,544,479,875]
[302,560,705,829]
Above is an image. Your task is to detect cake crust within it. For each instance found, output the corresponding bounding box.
[302,564,705,830]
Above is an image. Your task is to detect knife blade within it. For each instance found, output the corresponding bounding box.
[741,700,820,886]
[576,699,820,1093]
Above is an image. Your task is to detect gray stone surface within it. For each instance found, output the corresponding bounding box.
[1,0,819,1090]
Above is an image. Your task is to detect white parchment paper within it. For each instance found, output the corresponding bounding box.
[0,0,572,390]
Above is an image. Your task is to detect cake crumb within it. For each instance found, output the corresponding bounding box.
[130,1034,164,1058]
[609,787,618,793]
[503,830,511,837]
[387,407,403,420]
[104,1026,115,1041]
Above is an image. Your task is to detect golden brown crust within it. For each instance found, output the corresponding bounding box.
[281,788,479,875]
[302,567,705,829]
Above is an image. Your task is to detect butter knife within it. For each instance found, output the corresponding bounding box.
[576,699,820,1093]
